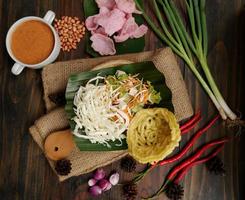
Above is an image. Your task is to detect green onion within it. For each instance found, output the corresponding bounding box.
[135,0,237,120]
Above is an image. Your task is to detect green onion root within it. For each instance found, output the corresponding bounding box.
[134,0,237,121]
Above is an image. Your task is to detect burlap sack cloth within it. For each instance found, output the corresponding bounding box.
[29,47,193,181]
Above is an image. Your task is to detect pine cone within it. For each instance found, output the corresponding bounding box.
[165,183,184,200]
[123,183,138,200]
[48,91,66,106]
[55,159,72,176]
[206,156,226,176]
[120,156,136,172]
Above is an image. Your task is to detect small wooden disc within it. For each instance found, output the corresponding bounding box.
[44,129,75,161]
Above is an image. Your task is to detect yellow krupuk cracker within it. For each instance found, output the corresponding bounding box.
[127,108,181,164]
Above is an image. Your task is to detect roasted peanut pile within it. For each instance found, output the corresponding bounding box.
[54,16,85,52]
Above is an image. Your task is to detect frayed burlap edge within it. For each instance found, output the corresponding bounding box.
[30,47,193,181]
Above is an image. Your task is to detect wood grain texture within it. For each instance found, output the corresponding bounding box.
[0,0,244,200]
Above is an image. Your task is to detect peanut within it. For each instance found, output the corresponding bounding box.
[54,16,86,52]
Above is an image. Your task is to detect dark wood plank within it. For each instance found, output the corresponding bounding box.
[235,5,245,200]
[0,0,244,200]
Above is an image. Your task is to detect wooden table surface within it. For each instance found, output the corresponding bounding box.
[0,0,245,200]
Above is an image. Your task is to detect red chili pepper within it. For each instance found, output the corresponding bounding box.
[180,110,201,133]
[142,111,202,174]
[159,115,220,166]
[133,114,221,184]
[166,137,228,181]
[173,144,225,184]
[181,115,201,134]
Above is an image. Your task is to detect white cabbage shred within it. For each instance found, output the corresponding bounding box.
[72,71,161,148]
[73,76,128,147]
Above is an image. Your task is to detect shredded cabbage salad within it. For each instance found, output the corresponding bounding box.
[73,70,161,147]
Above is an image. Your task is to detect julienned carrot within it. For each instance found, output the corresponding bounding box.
[173,144,224,184]
[159,115,220,166]
[166,138,228,181]
[180,111,201,132]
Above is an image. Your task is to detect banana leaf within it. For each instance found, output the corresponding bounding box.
[83,0,145,57]
[65,61,174,151]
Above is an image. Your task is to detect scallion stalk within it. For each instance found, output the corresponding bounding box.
[135,0,237,120]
